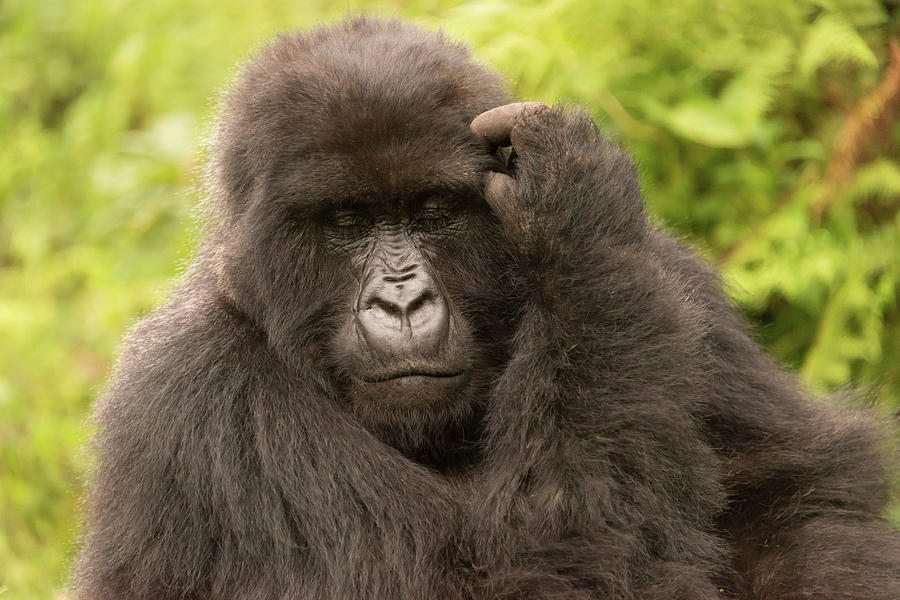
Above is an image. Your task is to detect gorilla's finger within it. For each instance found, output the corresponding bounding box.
[483,171,518,227]
[471,102,547,147]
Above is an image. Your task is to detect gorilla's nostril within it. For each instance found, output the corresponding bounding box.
[406,291,434,315]
[367,298,402,317]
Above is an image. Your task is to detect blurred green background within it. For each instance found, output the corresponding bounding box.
[2,0,899,598]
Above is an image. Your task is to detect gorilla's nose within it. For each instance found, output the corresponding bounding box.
[356,269,450,357]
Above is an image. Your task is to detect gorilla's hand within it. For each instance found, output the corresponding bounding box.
[470,102,546,241]
[470,101,653,323]
[470,102,646,251]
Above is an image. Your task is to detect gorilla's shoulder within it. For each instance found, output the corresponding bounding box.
[108,284,267,402]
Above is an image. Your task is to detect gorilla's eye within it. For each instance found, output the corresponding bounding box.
[412,200,456,233]
[330,210,373,237]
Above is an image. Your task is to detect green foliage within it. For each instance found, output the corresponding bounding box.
[798,13,878,79]
[2,0,898,597]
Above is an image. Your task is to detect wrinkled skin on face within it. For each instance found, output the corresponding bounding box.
[334,205,468,402]
[326,188,518,463]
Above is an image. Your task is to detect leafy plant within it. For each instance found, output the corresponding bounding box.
[2,1,898,597]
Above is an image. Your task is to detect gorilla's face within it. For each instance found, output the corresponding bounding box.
[320,178,519,462]
[329,194,479,406]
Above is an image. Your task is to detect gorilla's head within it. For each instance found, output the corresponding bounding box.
[206,18,518,464]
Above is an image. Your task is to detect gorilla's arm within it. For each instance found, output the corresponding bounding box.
[647,229,900,599]
[73,282,461,600]
[470,104,900,599]
[470,105,728,598]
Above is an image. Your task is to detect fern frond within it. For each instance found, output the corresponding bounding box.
[798,14,877,79]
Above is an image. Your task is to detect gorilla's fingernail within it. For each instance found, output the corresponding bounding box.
[471,102,546,147]
[484,171,517,217]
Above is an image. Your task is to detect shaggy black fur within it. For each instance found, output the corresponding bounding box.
[73,17,900,600]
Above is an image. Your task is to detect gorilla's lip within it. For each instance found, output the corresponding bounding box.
[361,369,465,383]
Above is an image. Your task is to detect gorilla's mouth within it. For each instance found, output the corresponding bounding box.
[362,369,465,383]
[351,367,472,409]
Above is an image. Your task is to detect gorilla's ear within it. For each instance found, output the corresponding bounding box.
[208,218,266,318]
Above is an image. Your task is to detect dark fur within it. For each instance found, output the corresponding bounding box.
[73,17,900,599]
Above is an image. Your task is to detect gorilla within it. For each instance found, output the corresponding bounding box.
[74,16,899,600]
